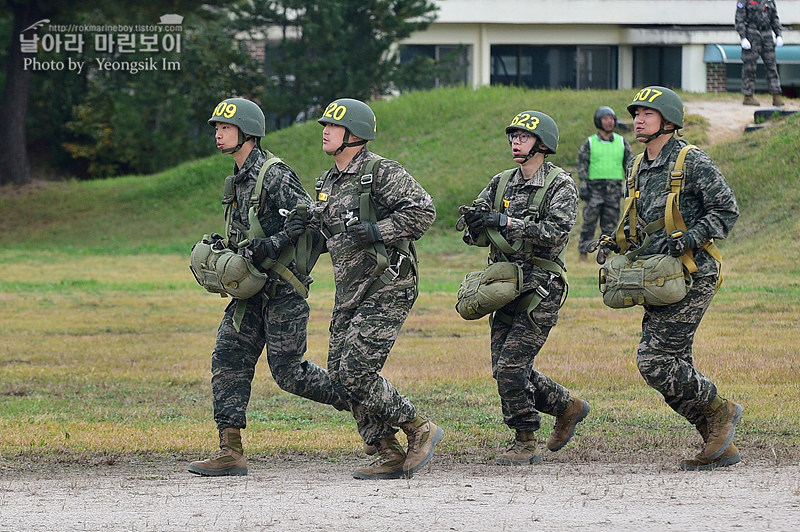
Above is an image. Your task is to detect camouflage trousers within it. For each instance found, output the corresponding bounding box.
[328,286,418,444]
[490,281,570,431]
[636,275,719,426]
[211,283,349,430]
[742,32,781,95]
[578,179,623,253]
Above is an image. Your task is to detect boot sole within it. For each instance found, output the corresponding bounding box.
[679,451,742,471]
[705,403,743,461]
[403,426,445,478]
[548,400,591,452]
[188,464,248,476]
[495,454,542,466]
[353,468,406,480]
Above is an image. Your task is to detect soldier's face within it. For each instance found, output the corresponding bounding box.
[214,123,239,152]
[633,107,663,141]
[322,123,346,154]
[600,114,616,132]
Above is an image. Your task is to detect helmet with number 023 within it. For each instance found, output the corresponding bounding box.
[626,86,684,128]
[208,97,266,138]
[505,110,559,154]
[318,98,376,140]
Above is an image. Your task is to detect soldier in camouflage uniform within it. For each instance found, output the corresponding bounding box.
[736,0,785,106]
[305,98,443,480]
[576,106,634,262]
[189,98,349,477]
[596,86,741,470]
[462,111,590,466]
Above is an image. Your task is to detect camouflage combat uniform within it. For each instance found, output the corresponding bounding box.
[463,162,578,431]
[312,146,436,444]
[212,148,348,431]
[576,133,633,253]
[736,0,783,96]
[625,137,739,425]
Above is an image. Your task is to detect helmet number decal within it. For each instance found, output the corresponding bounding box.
[323,102,348,121]
[213,102,237,119]
[632,87,663,104]
[510,113,540,131]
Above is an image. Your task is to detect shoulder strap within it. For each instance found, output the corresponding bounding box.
[247,153,282,239]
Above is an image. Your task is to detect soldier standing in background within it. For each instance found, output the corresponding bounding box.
[736,0,785,106]
[576,107,633,263]
[306,98,443,480]
[462,111,590,466]
[188,98,349,477]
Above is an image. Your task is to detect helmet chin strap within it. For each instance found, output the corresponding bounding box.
[514,139,548,162]
[222,130,253,154]
[637,121,675,143]
[334,130,367,155]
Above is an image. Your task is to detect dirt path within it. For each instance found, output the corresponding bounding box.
[2,456,798,531]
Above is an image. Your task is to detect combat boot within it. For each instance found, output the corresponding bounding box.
[400,417,444,478]
[742,95,760,106]
[496,430,541,466]
[679,421,741,471]
[772,94,785,107]
[353,435,406,480]
[702,396,743,460]
[188,427,247,476]
[547,397,591,452]
[363,441,377,455]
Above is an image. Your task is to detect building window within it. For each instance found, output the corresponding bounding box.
[633,46,682,88]
[399,44,471,89]
[490,45,617,89]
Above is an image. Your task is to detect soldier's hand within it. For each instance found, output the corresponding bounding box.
[741,37,751,50]
[463,209,484,231]
[284,215,306,242]
[667,231,695,258]
[245,238,279,264]
[480,210,508,229]
[348,222,383,245]
[588,235,620,265]
[776,36,784,47]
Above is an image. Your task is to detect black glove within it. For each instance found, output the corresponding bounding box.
[480,211,508,229]
[284,215,306,242]
[349,222,382,246]
[667,231,696,257]
[588,235,620,265]
[247,238,279,264]
[463,209,484,231]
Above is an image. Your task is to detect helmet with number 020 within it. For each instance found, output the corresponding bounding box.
[317,98,376,140]
[505,110,559,154]
[626,86,684,128]
[208,97,266,138]
[594,106,617,129]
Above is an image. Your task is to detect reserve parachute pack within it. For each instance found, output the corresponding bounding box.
[316,157,418,301]
[456,166,568,328]
[598,144,724,308]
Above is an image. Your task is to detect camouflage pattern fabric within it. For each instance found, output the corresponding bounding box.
[312,146,435,444]
[463,162,577,431]
[211,148,348,431]
[576,134,633,253]
[735,0,783,95]
[627,136,738,424]
[637,276,718,425]
[624,137,739,278]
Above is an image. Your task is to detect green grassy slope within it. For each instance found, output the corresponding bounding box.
[0,87,796,265]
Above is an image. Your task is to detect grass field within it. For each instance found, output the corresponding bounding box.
[0,87,798,465]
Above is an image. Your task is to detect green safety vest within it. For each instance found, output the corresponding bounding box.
[587,134,625,180]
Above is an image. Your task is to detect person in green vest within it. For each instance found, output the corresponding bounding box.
[576,106,633,263]
[462,110,590,466]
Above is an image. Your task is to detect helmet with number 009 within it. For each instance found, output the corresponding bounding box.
[626,86,684,128]
[208,98,266,138]
[505,110,559,154]
[594,106,617,129]
[318,98,376,140]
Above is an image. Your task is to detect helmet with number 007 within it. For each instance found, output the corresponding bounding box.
[208,97,266,138]
[626,86,684,128]
[505,110,559,154]
[318,98,376,140]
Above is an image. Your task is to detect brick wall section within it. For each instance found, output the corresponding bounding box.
[245,41,266,63]
[706,63,727,93]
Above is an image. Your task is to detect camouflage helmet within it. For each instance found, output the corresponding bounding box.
[594,106,617,129]
[626,86,684,128]
[318,98,376,140]
[505,110,559,154]
[208,97,266,138]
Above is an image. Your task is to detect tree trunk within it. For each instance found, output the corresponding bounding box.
[0,2,44,186]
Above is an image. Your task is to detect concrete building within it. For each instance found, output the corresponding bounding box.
[400,0,800,95]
